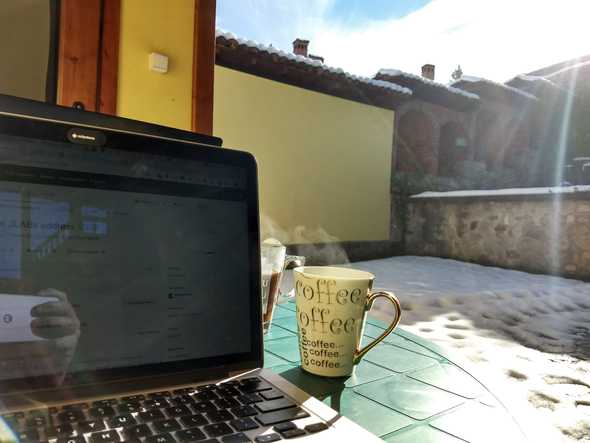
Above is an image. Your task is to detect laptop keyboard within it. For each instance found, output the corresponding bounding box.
[1,377,329,443]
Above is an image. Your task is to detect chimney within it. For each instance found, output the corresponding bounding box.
[293,38,309,57]
[421,64,435,80]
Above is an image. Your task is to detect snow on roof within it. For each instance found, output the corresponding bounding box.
[508,74,560,88]
[216,29,413,96]
[377,69,479,100]
[453,76,539,101]
[411,185,590,199]
[544,60,590,78]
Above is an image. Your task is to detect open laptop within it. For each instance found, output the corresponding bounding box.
[0,96,381,443]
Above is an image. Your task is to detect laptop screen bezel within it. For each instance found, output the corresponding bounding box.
[0,110,263,393]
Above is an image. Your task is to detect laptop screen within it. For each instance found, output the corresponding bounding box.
[0,117,260,388]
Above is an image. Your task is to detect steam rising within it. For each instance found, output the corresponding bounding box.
[260,214,349,265]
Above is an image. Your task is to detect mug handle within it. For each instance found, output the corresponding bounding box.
[353,291,402,364]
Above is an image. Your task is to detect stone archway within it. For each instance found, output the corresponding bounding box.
[439,122,470,177]
[475,110,503,170]
[397,110,436,174]
[503,118,531,169]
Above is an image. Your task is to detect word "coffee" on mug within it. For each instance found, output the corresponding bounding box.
[295,279,362,335]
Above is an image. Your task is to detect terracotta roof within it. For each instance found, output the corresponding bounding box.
[375,69,479,112]
[215,29,411,111]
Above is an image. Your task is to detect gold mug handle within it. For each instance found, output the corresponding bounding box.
[353,291,402,365]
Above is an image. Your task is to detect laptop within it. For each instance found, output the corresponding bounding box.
[0,96,381,443]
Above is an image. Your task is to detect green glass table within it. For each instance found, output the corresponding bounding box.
[264,301,527,442]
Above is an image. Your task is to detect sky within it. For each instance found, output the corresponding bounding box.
[216,0,590,83]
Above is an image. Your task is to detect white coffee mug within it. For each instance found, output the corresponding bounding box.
[294,266,402,377]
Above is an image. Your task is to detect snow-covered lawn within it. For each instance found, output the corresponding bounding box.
[354,256,590,442]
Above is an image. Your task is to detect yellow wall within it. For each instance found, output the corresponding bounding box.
[0,0,50,102]
[214,66,395,243]
[117,0,194,130]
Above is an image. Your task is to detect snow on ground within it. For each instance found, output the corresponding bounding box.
[352,256,590,442]
[412,185,590,199]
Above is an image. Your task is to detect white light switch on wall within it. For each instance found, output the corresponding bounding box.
[149,52,168,73]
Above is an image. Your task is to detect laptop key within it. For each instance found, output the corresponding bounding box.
[118,402,141,414]
[165,406,192,418]
[230,406,257,418]
[193,391,218,402]
[221,433,250,443]
[89,430,121,443]
[237,394,263,405]
[179,414,208,428]
[15,428,40,442]
[215,387,240,398]
[259,390,283,401]
[124,424,152,439]
[93,399,118,407]
[172,395,195,406]
[229,417,258,432]
[153,419,181,433]
[172,388,195,395]
[108,414,137,428]
[240,377,260,384]
[175,427,207,442]
[46,423,75,438]
[78,419,107,433]
[57,410,85,423]
[144,399,171,409]
[203,423,233,438]
[25,415,48,428]
[273,422,295,433]
[304,423,328,433]
[138,409,166,422]
[146,433,176,443]
[192,402,217,413]
[89,406,117,418]
[214,398,240,409]
[282,428,306,439]
[205,410,233,424]
[256,399,296,413]
[57,436,85,443]
[256,408,309,426]
[254,434,281,443]
[239,380,272,394]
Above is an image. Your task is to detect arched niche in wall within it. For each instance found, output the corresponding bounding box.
[503,117,531,169]
[397,110,436,175]
[439,121,470,177]
[475,109,503,170]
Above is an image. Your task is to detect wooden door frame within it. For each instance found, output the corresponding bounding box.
[192,0,216,135]
[58,0,216,133]
[57,0,120,115]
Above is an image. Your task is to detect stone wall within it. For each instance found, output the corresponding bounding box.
[405,190,590,280]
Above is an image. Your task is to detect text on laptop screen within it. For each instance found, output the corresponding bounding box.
[0,133,251,382]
